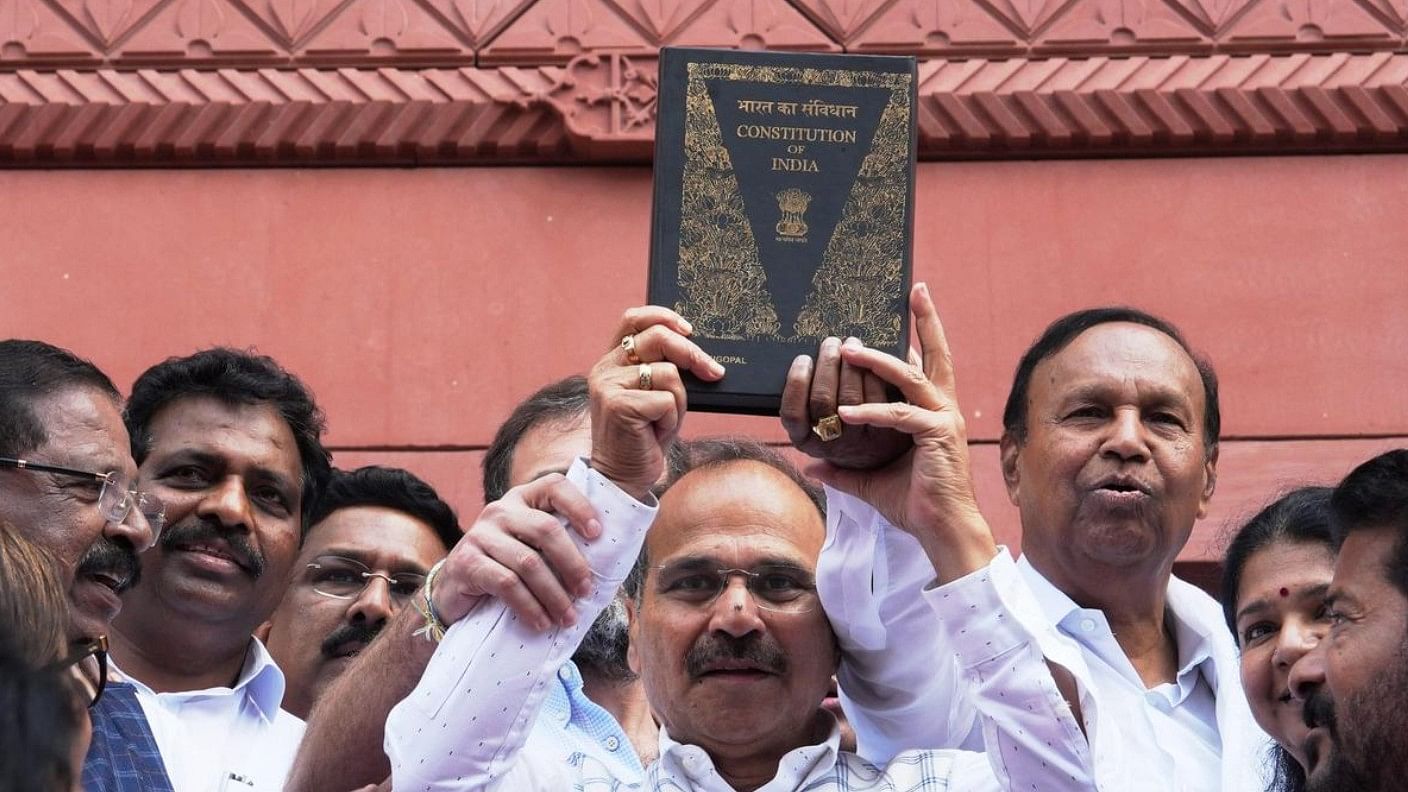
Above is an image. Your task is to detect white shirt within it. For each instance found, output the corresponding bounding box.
[386,461,1093,792]
[818,489,1268,792]
[115,639,304,792]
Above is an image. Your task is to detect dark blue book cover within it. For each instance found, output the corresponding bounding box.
[649,47,917,415]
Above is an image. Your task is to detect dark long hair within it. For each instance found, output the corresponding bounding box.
[1221,487,1333,792]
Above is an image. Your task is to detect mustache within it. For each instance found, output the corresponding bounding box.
[76,537,141,593]
[685,633,788,679]
[1303,687,1338,732]
[320,620,384,658]
[161,517,265,578]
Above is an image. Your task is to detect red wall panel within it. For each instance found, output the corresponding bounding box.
[3,157,1405,561]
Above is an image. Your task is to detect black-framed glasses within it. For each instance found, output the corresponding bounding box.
[652,563,819,613]
[47,635,108,709]
[306,555,426,604]
[0,457,165,547]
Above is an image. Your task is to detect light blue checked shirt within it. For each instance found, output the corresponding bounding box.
[540,659,646,785]
[649,724,998,791]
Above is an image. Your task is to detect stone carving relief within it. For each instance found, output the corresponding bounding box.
[3,0,1408,163]
[8,0,1408,67]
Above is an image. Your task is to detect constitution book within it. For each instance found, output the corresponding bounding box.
[648,47,917,415]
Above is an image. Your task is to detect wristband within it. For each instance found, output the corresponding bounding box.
[412,558,449,644]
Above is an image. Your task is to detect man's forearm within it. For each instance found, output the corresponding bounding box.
[285,604,441,791]
[818,486,980,762]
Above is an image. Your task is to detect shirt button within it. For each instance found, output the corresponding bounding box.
[557,667,571,681]
[604,736,620,751]
[1079,618,1097,632]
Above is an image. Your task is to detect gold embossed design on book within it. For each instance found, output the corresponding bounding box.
[675,62,782,341]
[675,61,910,346]
[793,73,910,347]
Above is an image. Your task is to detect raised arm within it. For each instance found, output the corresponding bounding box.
[383,305,722,790]
[385,461,655,790]
[795,284,1095,787]
[285,472,604,791]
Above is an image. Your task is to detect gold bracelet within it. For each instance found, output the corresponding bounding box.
[413,558,449,644]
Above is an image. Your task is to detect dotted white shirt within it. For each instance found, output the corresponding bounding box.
[385,461,1095,791]
[819,487,1268,792]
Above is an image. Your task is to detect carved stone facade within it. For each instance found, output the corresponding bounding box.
[3,0,1408,163]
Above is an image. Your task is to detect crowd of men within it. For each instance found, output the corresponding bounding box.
[0,284,1404,792]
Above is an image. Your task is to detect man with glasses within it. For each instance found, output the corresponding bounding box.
[288,376,662,791]
[262,465,459,719]
[0,340,159,643]
[85,347,332,792]
[383,300,1091,791]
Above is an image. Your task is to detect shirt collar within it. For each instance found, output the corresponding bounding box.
[1167,598,1215,675]
[657,719,841,789]
[239,638,287,724]
[1017,555,1224,691]
[1014,554,1084,627]
[112,638,287,725]
[542,659,583,727]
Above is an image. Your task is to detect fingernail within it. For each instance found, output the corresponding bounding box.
[578,579,594,598]
[919,282,930,296]
[681,320,694,335]
[536,617,552,631]
[844,336,861,347]
[586,518,602,539]
[712,361,726,375]
[562,607,578,627]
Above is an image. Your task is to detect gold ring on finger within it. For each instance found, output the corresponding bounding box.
[812,414,842,442]
[638,363,653,391]
[621,334,642,365]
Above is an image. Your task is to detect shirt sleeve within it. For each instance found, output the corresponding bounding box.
[926,552,1097,792]
[815,486,980,763]
[383,458,656,792]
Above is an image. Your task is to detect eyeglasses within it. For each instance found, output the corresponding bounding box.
[0,457,166,548]
[306,556,426,604]
[652,563,819,613]
[47,635,108,709]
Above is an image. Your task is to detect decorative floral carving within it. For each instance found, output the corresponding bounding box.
[540,51,658,142]
[0,0,1404,92]
[1164,0,1259,33]
[606,0,695,42]
[423,0,531,45]
[0,0,95,58]
[788,0,894,42]
[977,0,1068,35]
[1224,0,1393,45]
[1038,0,1207,48]
[0,0,42,44]
[176,0,226,41]
[360,0,409,38]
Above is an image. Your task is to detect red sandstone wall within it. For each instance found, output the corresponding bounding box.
[2,157,1405,565]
